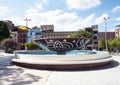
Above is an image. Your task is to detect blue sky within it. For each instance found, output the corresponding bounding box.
[0,0,120,32]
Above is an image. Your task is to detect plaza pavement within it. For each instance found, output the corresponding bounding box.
[0,52,51,85]
[0,52,120,85]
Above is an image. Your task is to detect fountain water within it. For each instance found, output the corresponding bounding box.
[12,38,112,70]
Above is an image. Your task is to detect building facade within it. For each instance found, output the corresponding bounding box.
[27,27,43,42]
[98,32,115,40]
[43,31,75,38]
[115,27,120,38]
[15,24,115,50]
[42,25,99,50]
[41,25,54,32]
[85,25,99,50]
[17,26,28,49]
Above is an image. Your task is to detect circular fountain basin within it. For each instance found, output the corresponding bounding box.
[12,50,112,70]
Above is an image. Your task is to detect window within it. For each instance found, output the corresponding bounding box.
[93,31,98,34]
[94,42,98,44]
[93,36,97,39]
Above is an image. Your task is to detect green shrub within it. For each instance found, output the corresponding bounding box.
[1,38,17,53]
[26,42,42,50]
[1,38,17,49]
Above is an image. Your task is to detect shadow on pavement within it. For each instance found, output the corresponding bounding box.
[0,67,42,85]
[0,55,42,85]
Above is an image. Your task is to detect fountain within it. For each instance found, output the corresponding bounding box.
[12,38,112,70]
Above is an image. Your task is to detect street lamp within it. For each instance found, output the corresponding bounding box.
[24,18,31,50]
[24,18,31,27]
[104,17,110,51]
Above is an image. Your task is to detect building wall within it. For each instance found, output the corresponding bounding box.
[16,27,28,50]
[85,25,99,50]
[43,31,75,38]
[42,25,99,50]
[98,32,115,40]
[115,28,120,38]
[41,25,54,32]
[41,24,75,38]
[16,24,115,50]
[27,28,42,42]
[92,25,99,49]
[10,32,17,41]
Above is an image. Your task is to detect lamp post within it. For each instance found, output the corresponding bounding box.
[24,18,31,50]
[104,17,110,51]
[24,18,31,27]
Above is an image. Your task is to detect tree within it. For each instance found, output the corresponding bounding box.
[0,21,10,42]
[99,38,106,50]
[108,38,120,52]
[1,38,17,53]
[26,42,42,50]
[70,29,92,50]
[70,29,92,38]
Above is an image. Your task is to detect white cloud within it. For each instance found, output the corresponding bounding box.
[26,3,42,14]
[5,0,108,32]
[7,9,110,32]
[82,13,96,25]
[116,17,120,21]
[43,0,49,4]
[0,6,9,16]
[5,7,110,32]
[24,9,100,31]
[26,7,40,13]
[25,9,79,31]
[66,0,101,10]
[26,0,49,14]
[110,28,115,32]
[112,6,120,12]
[7,16,25,26]
[35,3,43,9]
[95,14,110,24]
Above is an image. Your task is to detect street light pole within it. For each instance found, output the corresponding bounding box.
[104,17,110,51]
[24,18,31,50]
[24,18,31,27]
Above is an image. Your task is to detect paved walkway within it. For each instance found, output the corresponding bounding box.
[0,52,120,85]
[45,55,120,85]
[0,52,51,85]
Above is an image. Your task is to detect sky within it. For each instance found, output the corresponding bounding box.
[0,0,120,32]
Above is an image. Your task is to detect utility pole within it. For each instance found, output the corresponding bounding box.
[104,17,110,51]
